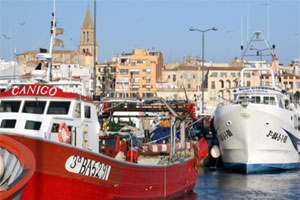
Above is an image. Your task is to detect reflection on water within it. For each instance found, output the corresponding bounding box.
[182,168,300,200]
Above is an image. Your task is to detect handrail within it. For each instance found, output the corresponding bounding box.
[241,68,275,87]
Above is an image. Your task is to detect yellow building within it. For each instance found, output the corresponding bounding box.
[157,63,241,107]
[17,6,98,74]
[115,49,163,98]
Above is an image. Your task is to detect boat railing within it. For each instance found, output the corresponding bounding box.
[216,87,237,107]
[217,95,233,107]
[241,68,276,87]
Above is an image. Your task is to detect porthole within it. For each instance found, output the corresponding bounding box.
[226,121,232,126]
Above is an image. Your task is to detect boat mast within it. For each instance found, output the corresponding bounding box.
[48,0,56,82]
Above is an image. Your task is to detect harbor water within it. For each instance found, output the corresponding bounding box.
[180,168,300,200]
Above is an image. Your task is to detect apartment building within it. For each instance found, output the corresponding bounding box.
[157,65,201,100]
[115,49,163,98]
[95,61,117,97]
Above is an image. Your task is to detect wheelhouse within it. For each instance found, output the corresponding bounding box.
[234,86,286,108]
[0,84,100,153]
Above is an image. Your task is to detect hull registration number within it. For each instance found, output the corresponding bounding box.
[65,155,111,180]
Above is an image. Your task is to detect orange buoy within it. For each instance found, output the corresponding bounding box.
[58,122,70,143]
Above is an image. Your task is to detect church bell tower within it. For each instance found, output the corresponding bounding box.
[78,6,98,66]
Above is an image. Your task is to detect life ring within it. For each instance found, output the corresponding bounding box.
[58,122,70,143]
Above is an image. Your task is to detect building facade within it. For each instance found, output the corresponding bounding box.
[158,57,300,111]
[115,49,163,98]
[95,61,117,97]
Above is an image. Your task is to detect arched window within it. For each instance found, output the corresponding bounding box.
[219,80,224,88]
[83,32,85,41]
[83,49,86,54]
[233,79,238,87]
[87,32,90,42]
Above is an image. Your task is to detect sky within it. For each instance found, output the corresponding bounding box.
[0,0,299,66]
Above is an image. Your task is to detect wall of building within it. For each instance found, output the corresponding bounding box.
[115,49,163,98]
[95,61,117,97]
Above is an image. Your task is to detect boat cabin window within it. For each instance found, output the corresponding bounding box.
[0,101,21,112]
[250,96,261,103]
[50,123,72,133]
[51,123,60,133]
[285,100,289,108]
[237,96,249,103]
[74,103,81,118]
[84,106,91,119]
[0,119,16,128]
[279,99,284,108]
[47,101,71,115]
[25,120,42,131]
[22,101,46,114]
[263,96,276,105]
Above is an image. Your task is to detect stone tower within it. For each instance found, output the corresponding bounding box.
[78,6,98,66]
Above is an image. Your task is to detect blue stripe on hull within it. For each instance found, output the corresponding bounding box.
[223,162,300,174]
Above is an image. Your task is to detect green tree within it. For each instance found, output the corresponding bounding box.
[294,91,300,99]
[101,64,113,97]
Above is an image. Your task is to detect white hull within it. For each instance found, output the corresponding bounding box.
[214,103,300,173]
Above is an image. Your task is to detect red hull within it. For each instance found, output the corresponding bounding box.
[3,134,206,200]
[0,135,35,200]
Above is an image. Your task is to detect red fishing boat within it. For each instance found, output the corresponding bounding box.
[0,84,208,200]
[0,1,208,199]
[0,135,35,200]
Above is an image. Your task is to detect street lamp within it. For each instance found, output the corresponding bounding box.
[189,26,217,114]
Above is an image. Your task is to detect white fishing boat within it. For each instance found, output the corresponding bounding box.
[213,31,300,173]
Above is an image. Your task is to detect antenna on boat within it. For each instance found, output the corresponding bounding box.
[35,0,56,82]
[241,31,275,63]
[48,0,56,82]
[240,16,244,50]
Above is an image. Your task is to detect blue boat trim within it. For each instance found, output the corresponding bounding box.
[282,128,300,152]
[223,162,300,174]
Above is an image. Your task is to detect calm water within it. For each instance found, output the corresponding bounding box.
[180,168,300,200]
